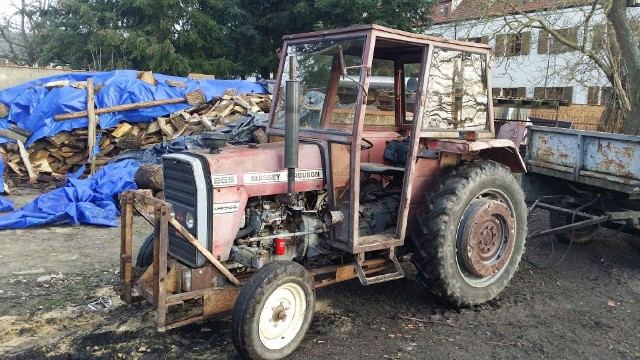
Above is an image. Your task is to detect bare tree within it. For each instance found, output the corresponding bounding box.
[0,0,54,66]
[473,0,640,134]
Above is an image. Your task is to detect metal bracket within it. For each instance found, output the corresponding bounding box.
[354,250,404,285]
[418,149,441,160]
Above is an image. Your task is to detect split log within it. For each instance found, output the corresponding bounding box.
[17,140,36,184]
[134,164,164,190]
[111,123,133,138]
[137,71,157,86]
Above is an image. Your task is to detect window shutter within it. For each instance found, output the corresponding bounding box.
[587,87,598,105]
[517,87,526,97]
[591,25,605,51]
[481,35,489,44]
[495,34,506,57]
[520,32,531,55]
[534,87,544,99]
[562,87,574,103]
[538,30,549,54]
[568,27,579,44]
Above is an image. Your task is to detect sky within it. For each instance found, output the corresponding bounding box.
[0,1,15,20]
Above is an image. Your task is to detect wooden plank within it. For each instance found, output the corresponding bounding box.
[120,194,134,304]
[168,218,242,287]
[0,129,27,143]
[54,89,206,121]
[17,140,36,183]
[87,78,98,175]
[157,206,170,329]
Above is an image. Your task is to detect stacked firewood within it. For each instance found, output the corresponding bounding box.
[0,91,272,186]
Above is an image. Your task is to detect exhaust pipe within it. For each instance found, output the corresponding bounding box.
[284,55,300,195]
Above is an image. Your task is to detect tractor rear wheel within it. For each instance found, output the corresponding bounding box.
[411,161,527,306]
[232,261,315,360]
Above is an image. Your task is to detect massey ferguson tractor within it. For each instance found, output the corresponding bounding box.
[118,25,528,360]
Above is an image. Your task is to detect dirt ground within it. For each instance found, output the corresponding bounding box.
[1,188,639,359]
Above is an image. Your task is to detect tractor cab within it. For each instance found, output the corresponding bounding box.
[266,25,497,282]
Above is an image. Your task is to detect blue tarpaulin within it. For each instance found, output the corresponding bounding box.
[0,70,266,146]
[0,159,139,229]
[0,154,12,212]
[0,196,12,212]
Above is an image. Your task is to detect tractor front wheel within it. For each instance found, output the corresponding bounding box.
[232,261,315,360]
[412,161,527,306]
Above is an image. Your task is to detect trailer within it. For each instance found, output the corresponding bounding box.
[523,126,640,242]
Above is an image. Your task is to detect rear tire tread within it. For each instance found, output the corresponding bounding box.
[411,160,528,307]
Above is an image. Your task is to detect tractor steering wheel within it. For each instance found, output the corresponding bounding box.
[361,137,374,151]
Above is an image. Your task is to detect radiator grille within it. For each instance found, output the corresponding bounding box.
[163,157,201,267]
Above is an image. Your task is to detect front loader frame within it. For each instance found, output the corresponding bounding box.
[119,190,241,331]
[118,190,394,331]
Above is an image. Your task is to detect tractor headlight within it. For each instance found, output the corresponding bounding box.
[185,211,195,229]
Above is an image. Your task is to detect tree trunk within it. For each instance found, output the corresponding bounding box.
[608,0,640,135]
[134,164,164,190]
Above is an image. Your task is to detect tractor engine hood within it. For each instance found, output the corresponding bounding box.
[189,141,325,196]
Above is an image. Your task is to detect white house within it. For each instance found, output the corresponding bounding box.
[428,0,619,105]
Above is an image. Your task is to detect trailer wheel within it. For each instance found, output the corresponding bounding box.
[232,261,315,360]
[135,232,154,268]
[549,202,599,244]
[411,160,527,307]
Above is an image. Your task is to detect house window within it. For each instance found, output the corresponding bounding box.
[493,87,526,98]
[534,87,573,103]
[587,86,613,105]
[460,36,489,44]
[439,4,450,17]
[495,32,531,57]
[538,27,578,54]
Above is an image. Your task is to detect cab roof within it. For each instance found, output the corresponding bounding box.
[282,24,491,51]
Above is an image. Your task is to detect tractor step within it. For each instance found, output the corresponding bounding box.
[353,233,404,253]
[354,249,404,285]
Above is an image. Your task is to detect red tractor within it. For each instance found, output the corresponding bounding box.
[118,24,528,360]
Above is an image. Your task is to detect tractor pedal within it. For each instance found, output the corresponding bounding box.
[354,251,404,285]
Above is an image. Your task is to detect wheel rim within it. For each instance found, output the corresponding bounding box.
[456,190,517,287]
[258,282,306,350]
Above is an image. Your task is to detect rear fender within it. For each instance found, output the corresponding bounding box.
[426,138,526,173]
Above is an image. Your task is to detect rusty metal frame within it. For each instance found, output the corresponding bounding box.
[527,195,640,240]
[119,189,400,331]
[118,190,241,331]
[396,44,431,242]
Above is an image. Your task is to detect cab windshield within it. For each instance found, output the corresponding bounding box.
[271,37,366,135]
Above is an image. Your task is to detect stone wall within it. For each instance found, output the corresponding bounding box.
[0,65,83,90]
[530,105,604,131]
